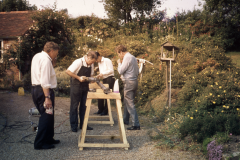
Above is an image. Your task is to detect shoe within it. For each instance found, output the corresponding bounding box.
[124,122,129,125]
[49,139,60,144]
[34,144,55,150]
[127,126,140,130]
[71,128,78,132]
[100,111,108,116]
[80,125,93,130]
[94,110,103,114]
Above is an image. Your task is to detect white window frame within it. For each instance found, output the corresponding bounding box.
[0,39,3,63]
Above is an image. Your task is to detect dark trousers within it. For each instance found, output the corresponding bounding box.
[31,85,55,148]
[70,85,88,129]
[98,76,115,113]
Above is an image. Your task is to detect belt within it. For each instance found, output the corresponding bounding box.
[32,85,53,91]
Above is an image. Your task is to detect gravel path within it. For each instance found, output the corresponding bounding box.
[0,92,205,160]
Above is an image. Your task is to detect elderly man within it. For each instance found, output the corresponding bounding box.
[31,41,60,150]
[116,44,140,130]
[66,51,98,132]
[95,51,115,116]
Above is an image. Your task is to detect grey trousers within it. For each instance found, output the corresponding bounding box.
[123,79,140,127]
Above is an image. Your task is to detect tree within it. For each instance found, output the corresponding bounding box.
[104,0,161,23]
[203,0,240,50]
[9,5,74,75]
[0,0,37,12]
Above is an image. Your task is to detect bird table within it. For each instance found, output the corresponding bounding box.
[78,83,129,150]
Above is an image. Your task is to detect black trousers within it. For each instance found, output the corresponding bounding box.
[98,76,115,113]
[70,85,88,129]
[31,85,55,148]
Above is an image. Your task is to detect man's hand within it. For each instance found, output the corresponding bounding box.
[78,76,86,82]
[117,59,122,64]
[96,74,103,78]
[44,98,52,109]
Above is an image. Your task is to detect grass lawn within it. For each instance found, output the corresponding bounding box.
[226,52,240,67]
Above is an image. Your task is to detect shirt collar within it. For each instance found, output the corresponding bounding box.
[42,51,52,61]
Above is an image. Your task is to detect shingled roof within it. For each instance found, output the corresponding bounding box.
[0,11,34,38]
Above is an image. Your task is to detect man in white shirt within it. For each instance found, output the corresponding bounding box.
[95,52,115,115]
[116,44,140,130]
[66,51,97,132]
[31,41,60,150]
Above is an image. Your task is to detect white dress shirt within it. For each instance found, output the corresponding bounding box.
[98,57,114,79]
[67,55,94,76]
[31,51,57,89]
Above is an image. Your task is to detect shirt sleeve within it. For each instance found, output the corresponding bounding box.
[91,64,94,76]
[67,59,82,74]
[101,59,114,76]
[40,59,52,88]
[118,56,129,75]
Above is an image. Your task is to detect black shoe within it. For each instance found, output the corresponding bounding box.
[127,126,140,130]
[49,139,60,144]
[100,111,108,116]
[124,122,129,125]
[94,110,103,114]
[80,125,93,130]
[71,128,78,132]
[34,144,55,150]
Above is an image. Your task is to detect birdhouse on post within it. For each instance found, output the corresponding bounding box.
[160,41,179,108]
[160,41,179,61]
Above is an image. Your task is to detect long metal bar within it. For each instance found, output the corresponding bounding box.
[169,60,171,108]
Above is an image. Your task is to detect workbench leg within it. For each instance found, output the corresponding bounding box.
[78,98,92,150]
[107,99,114,126]
[116,99,128,150]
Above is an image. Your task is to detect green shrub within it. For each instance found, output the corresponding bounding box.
[9,5,74,75]
[136,64,165,107]
[127,40,148,57]
[174,66,240,142]
[54,67,70,97]
[202,137,212,155]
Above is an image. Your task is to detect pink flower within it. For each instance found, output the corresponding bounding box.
[230,133,232,136]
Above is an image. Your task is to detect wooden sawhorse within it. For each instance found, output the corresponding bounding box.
[78,91,129,150]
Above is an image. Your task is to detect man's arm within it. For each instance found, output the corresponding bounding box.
[42,88,52,109]
[118,57,129,75]
[65,70,85,82]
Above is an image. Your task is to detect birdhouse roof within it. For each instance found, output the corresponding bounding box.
[161,41,179,51]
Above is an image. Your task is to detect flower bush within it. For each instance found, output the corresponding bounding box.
[9,5,74,75]
[173,66,240,142]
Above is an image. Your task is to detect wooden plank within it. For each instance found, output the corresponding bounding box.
[78,143,129,148]
[88,121,114,124]
[79,99,92,148]
[116,99,128,144]
[87,92,121,99]
[107,99,114,126]
[79,135,121,139]
[89,83,109,89]
[89,115,110,118]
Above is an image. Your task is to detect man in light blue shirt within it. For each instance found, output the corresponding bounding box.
[116,44,140,130]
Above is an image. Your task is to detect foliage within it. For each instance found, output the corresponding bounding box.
[103,0,161,23]
[136,64,165,107]
[54,67,70,97]
[173,66,240,142]
[8,4,74,75]
[0,0,37,11]
[127,40,148,57]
